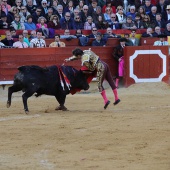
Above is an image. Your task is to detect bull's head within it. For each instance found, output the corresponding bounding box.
[72,70,89,91]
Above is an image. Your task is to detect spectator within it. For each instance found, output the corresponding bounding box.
[29,30,37,40]
[75,29,86,38]
[136,5,146,20]
[116,6,126,28]
[164,23,170,36]
[84,16,96,30]
[129,29,140,46]
[149,6,157,22]
[59,0,68,10]
[10,28,18,39]
[0,35,14,48]
[122,15,137,30]
[143,0,153,14]
[126,5,136,21]
[49,34,66,47]
[1,31,14,46]
[0,5,7,19]
[88,27,98,38]
[73,15,84,30]
[152,26,163,37]
[153,34,169,46]
[98,0,106,8]
[71,8,80,19]
[92,6,105,24]
[63,0,74,14]
[135,0,145,10]
[23,30,30,46]
[14,0,22,11]
[143,14,154,28]
[103,27,120,38]
[156,0,166,14]
[26,0,37,15]
[36,16,49,38]
[56,4,64,20]
[60,12,75,29]
[88,0,98,16]
[39,0,49,17]
[1,0,11,15]
[30,30,46,48]
[19,6,31,23]
[11,14,25,30]
[60,29,77,39]
[47,14,61,29]
[13,34,28,48]
[22,0,37,6]
[102,0,116,14]
[7,6,19,24]
[108,13,120,29]
[80,5,90,23]
[0,13,10,29]
[141,27,154,37]
[153,13,166,29]
[45,8,54,23]
[92,32,107,46]
[124,33,134,46]
[103,7,113,23]
[32,7,42,24]
[111,0,124,9]
[134,13,144,29]
[112,37,127,88]
[76,0,84,12]
[162,5,170,22]
[51,0,59,14]
[95,15,108,29]
[24,15,36,30]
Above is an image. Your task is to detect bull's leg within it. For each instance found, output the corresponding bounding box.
[22,90,35,114]
[55,95,68,111]
[7,85,22,108]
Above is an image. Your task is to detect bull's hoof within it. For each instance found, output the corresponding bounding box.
[104,100,110,109]
[55,106,68,111]
[25,109,29,114]
[114,99,121,105]
[6,101,11,108]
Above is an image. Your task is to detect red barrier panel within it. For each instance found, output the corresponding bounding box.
[124,46,169,87]
[0,47,117,81]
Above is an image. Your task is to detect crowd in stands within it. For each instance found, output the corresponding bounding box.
[0,0,170,48]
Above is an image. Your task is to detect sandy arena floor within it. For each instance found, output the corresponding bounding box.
[0,82,170,170]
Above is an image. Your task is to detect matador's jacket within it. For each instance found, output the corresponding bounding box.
[68,49,105,92]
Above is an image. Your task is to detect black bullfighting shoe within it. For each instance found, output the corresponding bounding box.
[114,99,120,105]
[104,100,110,109]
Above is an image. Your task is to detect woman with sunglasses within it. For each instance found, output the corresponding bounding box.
[7,6,19,25]
[143,14,154,29]
[47,14,61,29]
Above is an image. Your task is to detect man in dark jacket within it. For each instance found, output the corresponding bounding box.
[92,32,107,46]
[60,12,76,30]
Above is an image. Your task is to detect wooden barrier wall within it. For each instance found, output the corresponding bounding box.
[0,46,169,87]
[124,46,169,87]
[0,47,117,81]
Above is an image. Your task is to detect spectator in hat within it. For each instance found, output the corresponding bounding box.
[112,37,127,88]
[153,34,169,46]
[24,15,36,30]
[122,15,137,29]
[92,32,107,46]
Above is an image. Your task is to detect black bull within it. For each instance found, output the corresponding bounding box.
[6,65,89,113]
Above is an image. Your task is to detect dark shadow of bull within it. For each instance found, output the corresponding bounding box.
[6,65,89,114]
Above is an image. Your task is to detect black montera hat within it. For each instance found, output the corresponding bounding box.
[119,37,127,42]
[157,34,167,38]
